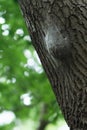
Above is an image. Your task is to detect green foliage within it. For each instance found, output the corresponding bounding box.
[0,0,63,130]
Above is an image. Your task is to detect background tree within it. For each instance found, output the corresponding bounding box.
[0,1,64,130]
[18,0,87,130]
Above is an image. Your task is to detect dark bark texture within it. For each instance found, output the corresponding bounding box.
[18,0,87,130]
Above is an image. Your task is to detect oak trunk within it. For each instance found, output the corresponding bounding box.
[18,0,87,130]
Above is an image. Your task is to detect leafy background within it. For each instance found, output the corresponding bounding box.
[0,0,68,130]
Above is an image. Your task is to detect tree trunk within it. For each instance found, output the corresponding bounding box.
[38,120,49,130]
[18,0,87,130]
[37,104,49,130]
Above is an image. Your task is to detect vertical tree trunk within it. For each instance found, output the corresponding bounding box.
[38,120,49,130]
[37,104,49,130]
[18,0,87,130]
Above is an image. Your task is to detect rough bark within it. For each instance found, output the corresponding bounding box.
[18,0,87,130]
